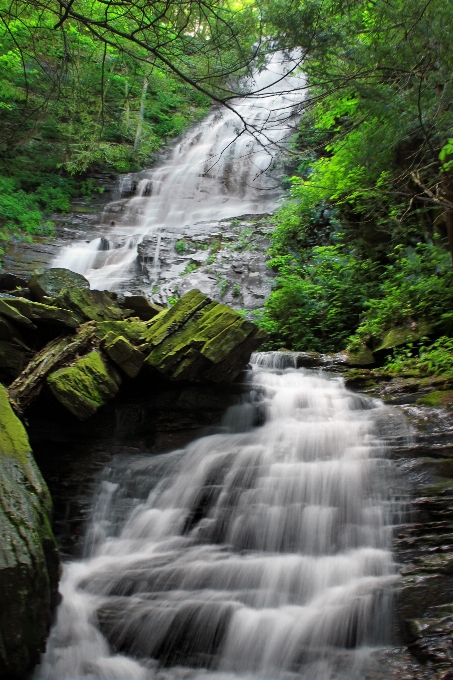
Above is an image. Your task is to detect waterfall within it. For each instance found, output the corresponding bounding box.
[51,53,305,291]
[36,354,403,680]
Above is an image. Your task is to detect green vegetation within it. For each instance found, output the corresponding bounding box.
[0,0,261,258]
[256,0,453,367]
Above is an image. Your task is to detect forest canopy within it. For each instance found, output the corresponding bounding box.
[1,0,453,368]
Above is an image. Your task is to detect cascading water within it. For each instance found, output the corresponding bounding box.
[36,353,403,680]
[52,53,305,291]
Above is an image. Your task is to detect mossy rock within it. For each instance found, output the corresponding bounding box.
[374,321,432,353]
[102,332,144,378]
[0,298,36,329]
[119,295,164,321]
[344,345,376,367]
[417,390,453,409]
[29,268,89,302]
[47,350,121,419]
[144,290,267,382]
[95,318,149,344]
[5,297,79,328]
[52,288,129,323]
[0,385,59,678]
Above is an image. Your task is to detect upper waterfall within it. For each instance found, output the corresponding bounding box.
[52,53,305,291]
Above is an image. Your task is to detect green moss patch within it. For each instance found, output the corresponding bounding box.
[417,390,453,409]
[47,350,121,419]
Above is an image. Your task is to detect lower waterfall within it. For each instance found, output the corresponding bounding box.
[36,353,402,680]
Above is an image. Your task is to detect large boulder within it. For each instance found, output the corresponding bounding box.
[0,385,59,678]
[29,268,89,302]
[47,350,121,420]
[142,289,267,382]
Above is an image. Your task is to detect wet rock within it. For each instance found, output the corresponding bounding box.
[47,350,121,420]
[29,268,90,302]
[0,271,28,291]
[119,295,163,321]
[102,332,144,378]
[5,297,79,329]
[52,288,129,322]
[142,289,267,382]
[0,385,59,679]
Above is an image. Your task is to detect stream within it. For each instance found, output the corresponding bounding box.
[36,353,404,680]
[34,53,410,680]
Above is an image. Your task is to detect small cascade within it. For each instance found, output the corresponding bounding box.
[52,53,305,291]
[36,354,404,680]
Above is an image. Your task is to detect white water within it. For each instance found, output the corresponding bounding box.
[36,354,402,680]
[52,53,305,290]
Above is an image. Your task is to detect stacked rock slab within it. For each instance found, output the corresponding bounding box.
[0,385,59,679]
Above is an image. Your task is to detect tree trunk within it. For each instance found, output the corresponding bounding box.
[134,77,149,151]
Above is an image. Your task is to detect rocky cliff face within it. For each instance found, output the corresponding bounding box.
[0,385,59,679]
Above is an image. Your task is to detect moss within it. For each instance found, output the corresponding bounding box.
[47,350,121,419]
[345,345,375,366]
[144,291,265,381]
[95,318,148,344]
[53,288,127,322]
[0,385,30,463]
[142,289,211,347]
[374,321,432,352]
[0,385,59,678]
[5,297,79,328]
[102,332,144,378]
[416,390,453,409]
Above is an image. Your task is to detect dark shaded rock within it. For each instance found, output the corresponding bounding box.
[0,385,59,679]
[53,288,130,322]
[0,315,18,342]
[142,290,267,382]
[0,341,26,379]
[102,332,144,378]
[5,297,79,329]
[29,268,89,302]
[47,350,121,419]
[0,271,28,291]
[119,295,164,321]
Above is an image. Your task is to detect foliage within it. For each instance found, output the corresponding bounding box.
[259,245,378,352]
[383,337,453,378]
[354,244,453,344]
